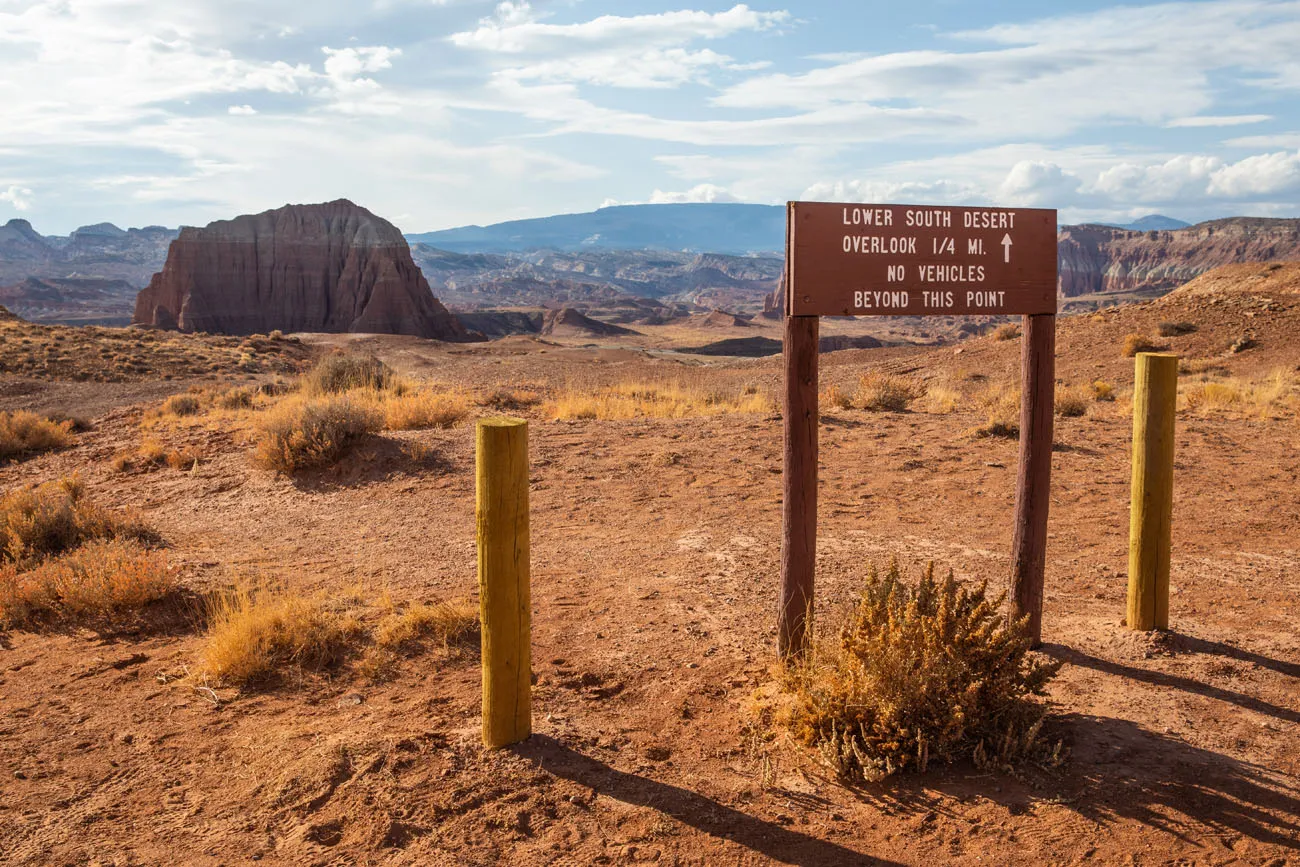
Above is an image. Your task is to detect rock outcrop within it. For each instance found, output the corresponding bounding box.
[538,307,640,337]
[133,200,471,340]
[0,277,140,325]
[1057,218,1300,297]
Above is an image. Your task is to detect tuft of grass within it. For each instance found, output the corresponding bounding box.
[992,323,1021,341]
[1090,380,1115,402]
[1180,357,1231,377]
[1157,321,1198,337]
[303,353,396,395]
[856,373,920,412]
[253,396,382,474]
[378,390,470,431]
[0,540,172,628]
[0,411,75,463]
[161,393,202,417]
[1181,368,1297,418]
[216,386,256,410]
[1054,386,1090,418]
[481,388,542,412]
[969,382,1021,438]
[1122,334,1168,357]
[777,560,1061,782]
[0,477,156,568]
[821,384,854,411]
[373,600,478,651]
[165,445,201,471]
[200,586,365,686]
[918,381,961,415]
[546,380,773,420]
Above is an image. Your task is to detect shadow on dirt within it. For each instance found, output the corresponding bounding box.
[286,434,454,492]
[515,734,905,867]
[1045,642,1300,724]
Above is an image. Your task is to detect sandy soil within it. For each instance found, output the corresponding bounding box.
[1,267,1298,866]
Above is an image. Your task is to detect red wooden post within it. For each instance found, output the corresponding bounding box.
[779,313,819,660]
[1009,312,1056,646]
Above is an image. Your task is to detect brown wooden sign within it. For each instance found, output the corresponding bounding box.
[786,202,1058,317]
[778,199,1059,661]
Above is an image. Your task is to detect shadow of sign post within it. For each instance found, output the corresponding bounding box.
[780,201,1059,659]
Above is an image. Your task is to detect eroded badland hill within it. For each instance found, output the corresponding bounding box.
[1,263,1298,865]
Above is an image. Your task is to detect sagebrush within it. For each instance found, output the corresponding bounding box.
[0,411,74,463]
[779,561,1061,781]
[254,396,381,474]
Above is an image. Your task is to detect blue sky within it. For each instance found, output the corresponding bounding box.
[2,0,1299,234]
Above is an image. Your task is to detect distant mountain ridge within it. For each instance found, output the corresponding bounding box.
[406,203,786,255]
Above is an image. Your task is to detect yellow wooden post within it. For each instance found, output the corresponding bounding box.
[477,417,531,748]
[1127,353,1178,631]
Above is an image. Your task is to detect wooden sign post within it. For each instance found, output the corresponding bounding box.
[780,201,1059,659]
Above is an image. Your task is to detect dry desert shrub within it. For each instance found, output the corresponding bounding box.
[201,585,366,686]
[481,387,542,412]
[0,477,156,567]
[161,393,202,417]
[856,373,920,412]
[0,540,172,628]
[216,386,256,410]
[1054,386,1090,418]
[1180,357,1231,377]
[379,389,470,430]
[1091,380,1116,402]
[1181,369,1298,418]
[969,382,1021,438]
[779,561,1061,782]
[303,353,396,395]
[1157,321,1198,337]
[993,323,1022,341]
[361,599,479,679]
[821,384,854,410]
[254,395,382,474]
[0,411,74,463]
[547,380,772,420]
[1122,333,1168,357]
[917,381,961,414]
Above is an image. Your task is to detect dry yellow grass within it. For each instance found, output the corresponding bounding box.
[201,585,366,686]
[917,381,961,415]
[992,323,1021,341]
[0,540,172,628]
[1091,380,1116,402]
[1181,369,1298,418]
[1054,386,1090,418]
[821,384,854,410]
[372,389,471,431]
[1123,333,1169,357]
[774,561,1060,782]
[480,387,542,412]
[253,395,382,474]
[856,373,920,412]
[969,382,1021,438]
[303,353,396,395]
[547,380,773,420]
[161,393,202,417]
[0,476,155,567]
[0,410,74,463]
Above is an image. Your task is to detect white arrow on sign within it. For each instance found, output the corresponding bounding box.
[1002,233,1013,263]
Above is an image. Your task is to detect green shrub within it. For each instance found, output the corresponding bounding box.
[779,561,1061,781]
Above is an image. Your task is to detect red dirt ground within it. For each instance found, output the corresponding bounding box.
[1,263,1298,866]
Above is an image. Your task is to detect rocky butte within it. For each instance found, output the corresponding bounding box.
[133,200,471,340]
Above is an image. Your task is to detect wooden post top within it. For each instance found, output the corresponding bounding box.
[478,417,528,428]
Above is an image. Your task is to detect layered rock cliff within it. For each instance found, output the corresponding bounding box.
[133,200,471,340]
[1058,218,1300,297]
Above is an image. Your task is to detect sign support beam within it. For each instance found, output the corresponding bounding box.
[779,312,819,660]
[1009,312,1056,647]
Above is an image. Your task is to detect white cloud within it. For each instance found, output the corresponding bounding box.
[452,2,788,53]
[1224,132,1300,149]
[1165,114,1272,128]
[649,183,740,204]
[228,105,258,115]
[1,185,35,212]
[1207,149,1300,196]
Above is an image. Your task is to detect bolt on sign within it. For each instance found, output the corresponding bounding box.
[786,202,1058,317]
[779,200,1059,662]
